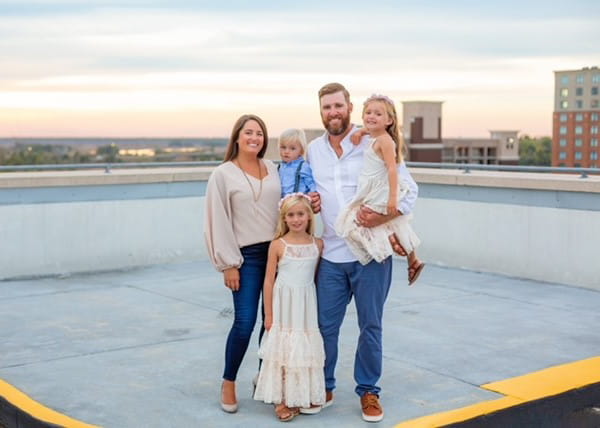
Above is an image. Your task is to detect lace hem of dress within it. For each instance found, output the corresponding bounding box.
[253,364,325,408]
[336,208,421,265]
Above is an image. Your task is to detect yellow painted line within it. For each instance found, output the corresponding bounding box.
[395,356,600,428]
[482,356,600,400]
[395,396,523,428]
[0,379,100,428]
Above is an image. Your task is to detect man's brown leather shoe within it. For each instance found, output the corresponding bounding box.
[360,392,383,422]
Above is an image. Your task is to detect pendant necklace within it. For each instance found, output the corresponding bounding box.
[237,158,263,203]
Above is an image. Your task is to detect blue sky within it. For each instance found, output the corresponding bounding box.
[1,0,599,137]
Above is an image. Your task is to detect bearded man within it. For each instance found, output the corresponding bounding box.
[307,82,418,423]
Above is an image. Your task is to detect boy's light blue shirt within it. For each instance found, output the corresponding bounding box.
[278,157,317,197]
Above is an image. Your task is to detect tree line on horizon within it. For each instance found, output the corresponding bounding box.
[0,141,224,165]
[0,137,552,167]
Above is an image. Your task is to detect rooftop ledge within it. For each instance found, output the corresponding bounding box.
[1,164,597,289]
[1,166,599,193]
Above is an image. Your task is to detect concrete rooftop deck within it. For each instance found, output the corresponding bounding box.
[1,259,599,427]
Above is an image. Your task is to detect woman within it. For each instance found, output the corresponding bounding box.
[204,114,281,413]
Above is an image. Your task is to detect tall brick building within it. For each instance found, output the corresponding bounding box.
[553,66,600,167]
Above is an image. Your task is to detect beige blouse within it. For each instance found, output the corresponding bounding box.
[204,159,281,272]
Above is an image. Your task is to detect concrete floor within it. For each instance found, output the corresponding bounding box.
[1,259,599,427]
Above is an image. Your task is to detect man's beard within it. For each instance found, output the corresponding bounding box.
[323,113,350,136]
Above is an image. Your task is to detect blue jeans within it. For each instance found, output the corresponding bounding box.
[316,257,392,396]
[222,242,269,381]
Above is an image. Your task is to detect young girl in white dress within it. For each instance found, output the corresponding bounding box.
[253,193,325,421]
[336,94,425,285]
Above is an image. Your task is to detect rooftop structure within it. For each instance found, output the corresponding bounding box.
[1,165,599,426]
[403,101,520,165]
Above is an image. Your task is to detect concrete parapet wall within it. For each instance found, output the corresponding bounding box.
[1,197,205,277]
[413,198,598,289]
[1,167,599,290]
[411,169,600,290]
[0,168,211,279]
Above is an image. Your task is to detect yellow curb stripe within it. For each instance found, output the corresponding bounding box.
[482,356,600,400]
[395,397,523,428]
[395,356,600,428]
[0,379,100,428]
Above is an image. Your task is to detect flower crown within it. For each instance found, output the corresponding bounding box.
[278,192,312,210]
[364,93,395,107]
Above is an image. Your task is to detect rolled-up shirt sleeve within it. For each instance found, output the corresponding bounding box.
[203,168,243,272]
[398,161,418,215]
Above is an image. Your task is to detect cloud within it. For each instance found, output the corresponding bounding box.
[1,8,598,82]
[1,1,599,136]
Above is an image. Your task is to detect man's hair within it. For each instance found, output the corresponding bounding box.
[318,82,350,104]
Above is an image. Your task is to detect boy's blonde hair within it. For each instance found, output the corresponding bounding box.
[362,94,405,162]
[279,128,307,156]
[274,194,315,239]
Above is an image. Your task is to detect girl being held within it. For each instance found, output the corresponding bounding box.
[336,94,425,285]
[253,193,325,422]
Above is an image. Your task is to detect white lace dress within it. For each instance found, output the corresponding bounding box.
[335,139,421,265]
[253,238,325,408]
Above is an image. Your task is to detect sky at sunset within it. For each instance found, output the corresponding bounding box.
[1,0,599,138]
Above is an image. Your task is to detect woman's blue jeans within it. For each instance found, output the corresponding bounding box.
[222,241,269,381]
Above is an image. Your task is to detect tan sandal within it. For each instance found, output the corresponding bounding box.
[408,260,425,286]
[274,404,300,422]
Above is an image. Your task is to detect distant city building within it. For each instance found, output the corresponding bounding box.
[553,66,600,168]
[403,101,519,165]
[402,101,443,162]
[443,131,519,165]
[119,148,156,157]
